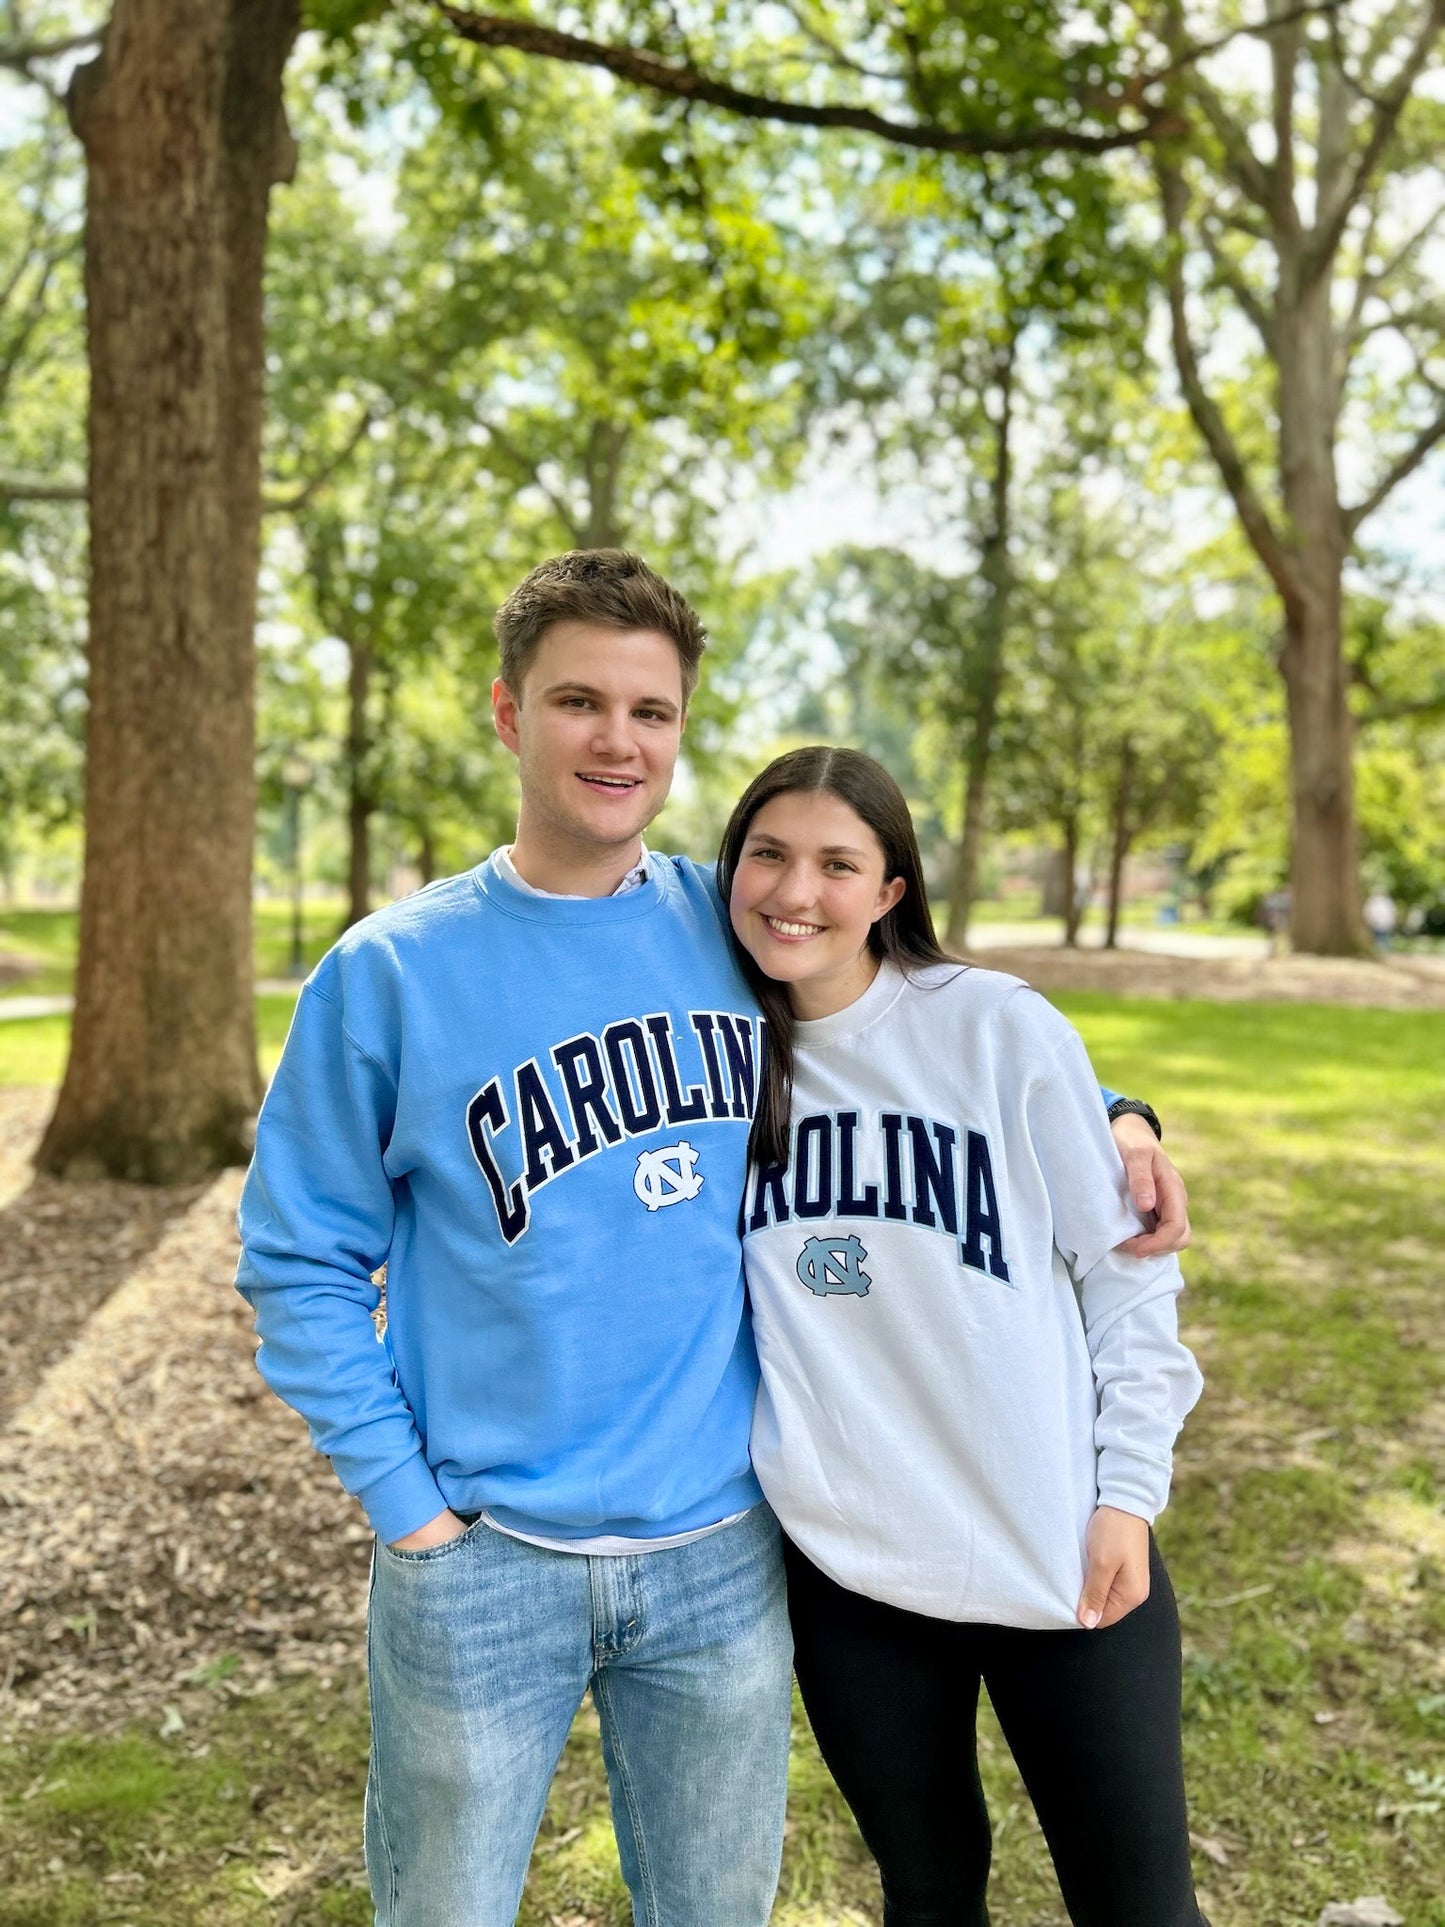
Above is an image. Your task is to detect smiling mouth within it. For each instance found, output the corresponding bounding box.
[577,773,642,792]
[762,915,826,939]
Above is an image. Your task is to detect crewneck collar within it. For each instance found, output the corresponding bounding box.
[473,848,666,924]
[793,957,909,1046]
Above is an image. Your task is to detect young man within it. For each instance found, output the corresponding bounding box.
[235,550,1190,1927]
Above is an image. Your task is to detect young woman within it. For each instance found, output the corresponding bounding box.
[717,745,1208,1927]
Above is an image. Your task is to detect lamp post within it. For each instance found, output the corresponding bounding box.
[280,753,312,979]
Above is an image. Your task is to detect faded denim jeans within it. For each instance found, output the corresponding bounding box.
[364,1504,793,1927]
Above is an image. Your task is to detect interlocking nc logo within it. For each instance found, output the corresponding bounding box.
[796,1235,872,1296]
[633,1141,705,1212]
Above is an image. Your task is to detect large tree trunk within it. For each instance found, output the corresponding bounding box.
[344,638,374,928]
[582,419,629,550]
[1061,813,1082,947]
[40,0,298,1182]
[1104,736,1135,950]
[945,339,1015,953]
[1276,276,1370,955]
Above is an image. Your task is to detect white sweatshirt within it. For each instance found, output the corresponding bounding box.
[742,961,1202,1630]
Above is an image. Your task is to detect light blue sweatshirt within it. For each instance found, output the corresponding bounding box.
[235,853,764,1545]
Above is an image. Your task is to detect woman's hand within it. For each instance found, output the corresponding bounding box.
[1109,1114,1191,1257]
[387,1507,468,1553]
[1076,1506,1151,1629]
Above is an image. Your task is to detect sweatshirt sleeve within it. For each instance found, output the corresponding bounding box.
[234,978,447,1543]
[1017,997,1203,1522]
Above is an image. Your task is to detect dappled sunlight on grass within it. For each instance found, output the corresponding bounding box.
[1,993,1441,1925]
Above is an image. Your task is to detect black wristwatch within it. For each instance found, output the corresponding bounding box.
[1106,1096,1163,1142]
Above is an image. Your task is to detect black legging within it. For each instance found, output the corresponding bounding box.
[784,1534,1207,1927]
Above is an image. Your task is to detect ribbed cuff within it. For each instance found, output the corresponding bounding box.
[358,1453,448,1544]
[1097,1449,1172,1525]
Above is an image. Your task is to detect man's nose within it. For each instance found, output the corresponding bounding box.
[588,708,636,758]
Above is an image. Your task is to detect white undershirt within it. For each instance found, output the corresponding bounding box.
[496,842,651,898]
[479,841,752,1558]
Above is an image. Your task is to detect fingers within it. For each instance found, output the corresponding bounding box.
[1079,1508,1152,1629]
[1076,1551,1119,1630]
[1118,1148,1191,1257]
[1096,1568,1151,1629]
[1076,1555,1152,1629]
[1122,1143,1157,1216]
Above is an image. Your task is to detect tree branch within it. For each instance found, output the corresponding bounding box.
[264,405,377,514]
[1179,65,1276,210]
[1158,0,1346,77]
[1267,0,1302,233]
[1358,684,1445,725]
[0,28,101,68]
[1199,217,1277,352]
[437,6,1184,157]
[474,415,584,544]
[1156,157,1298,604]
[1344,404,1445,535]
[0,26,100,99]
[1306,0,1445,282]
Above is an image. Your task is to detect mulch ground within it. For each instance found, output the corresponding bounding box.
[0,1131,371,1742]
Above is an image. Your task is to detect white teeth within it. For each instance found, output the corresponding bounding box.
[764,916,824,938]
[580,775,638,787]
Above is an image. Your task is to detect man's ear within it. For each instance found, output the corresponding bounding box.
[493,676,520,756]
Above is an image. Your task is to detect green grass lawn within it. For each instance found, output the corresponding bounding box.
[0,995,301,1088]
[0,902,345,999]
[1,996,1442,1926]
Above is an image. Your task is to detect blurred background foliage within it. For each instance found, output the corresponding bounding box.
[0,0,1441,944]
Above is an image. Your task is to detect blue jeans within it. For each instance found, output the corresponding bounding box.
[364,1504,793,1927]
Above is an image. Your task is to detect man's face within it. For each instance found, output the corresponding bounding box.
[492,621,686,856]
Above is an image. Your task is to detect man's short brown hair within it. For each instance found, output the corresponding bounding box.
[493,550,708,706]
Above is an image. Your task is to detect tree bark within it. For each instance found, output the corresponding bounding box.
[1274,272,1371,955]
[1061,814,1081,947]
[581,418,629,550]
[944,337,1015,953]
[417,827,436,887]
[344,638,374,928]
[40,0,299,1182]
[1104,736,1135,949]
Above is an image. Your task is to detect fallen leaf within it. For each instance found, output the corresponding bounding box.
[1189,1830,1231,1866]
[1318,1900,1405,1927]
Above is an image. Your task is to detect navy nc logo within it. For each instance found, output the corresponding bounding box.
[796,1235,872,1296]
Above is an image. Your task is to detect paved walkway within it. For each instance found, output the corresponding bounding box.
[0,995,72,1021]
[0,980,305,1022]
[966,921,1272,959]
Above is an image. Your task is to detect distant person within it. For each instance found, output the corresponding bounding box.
[1364,889,1397,951]
[1262,886,1291,956]
[721,746,1208,1927]
[235,550,1192,1927]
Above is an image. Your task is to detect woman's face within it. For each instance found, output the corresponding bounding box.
[729,789,905,1019]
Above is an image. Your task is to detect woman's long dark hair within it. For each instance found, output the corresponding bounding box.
[716,746,956,1170]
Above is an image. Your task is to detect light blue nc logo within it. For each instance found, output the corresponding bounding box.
[796,1235,872,1297]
